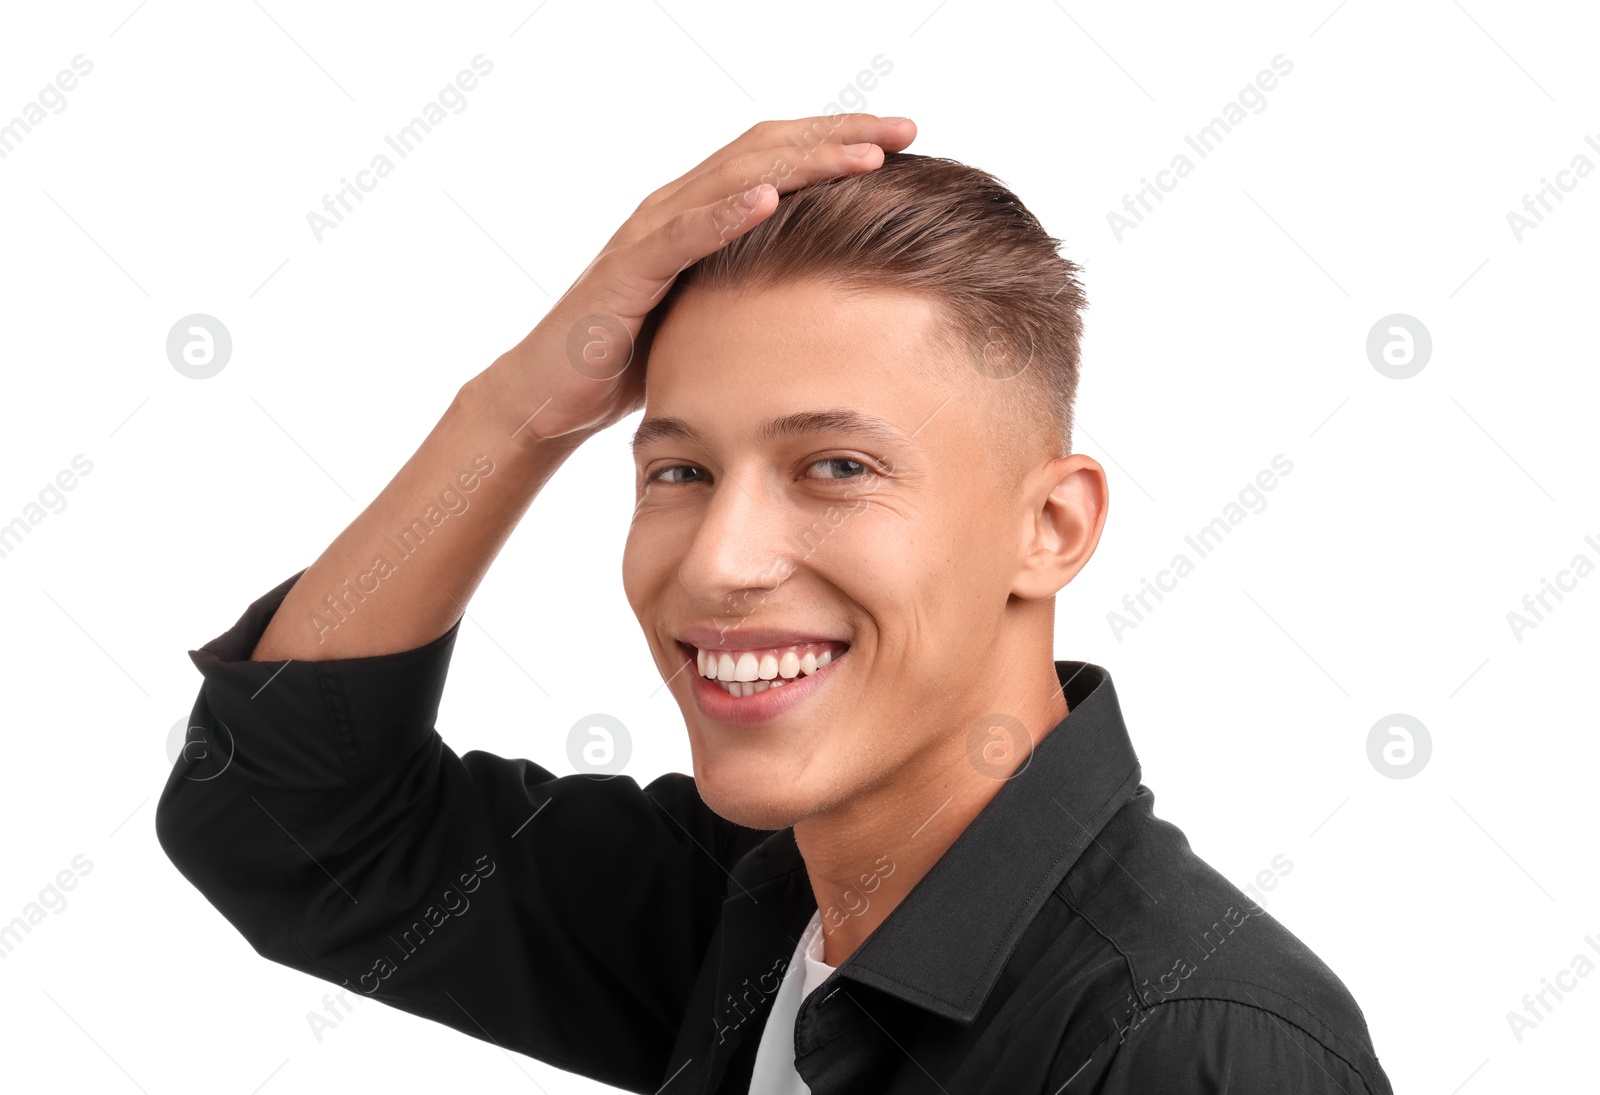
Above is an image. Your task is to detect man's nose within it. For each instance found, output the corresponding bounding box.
[676,472,796,620]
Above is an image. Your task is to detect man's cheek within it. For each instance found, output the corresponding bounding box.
[621,533,680,619]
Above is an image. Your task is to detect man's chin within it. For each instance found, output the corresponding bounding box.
[693,770,814,833]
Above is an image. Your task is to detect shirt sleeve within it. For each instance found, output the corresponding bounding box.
[1062,997,1391,1094]
[155,570,772,1094]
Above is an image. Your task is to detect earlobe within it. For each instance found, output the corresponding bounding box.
[1011,455,1108,601]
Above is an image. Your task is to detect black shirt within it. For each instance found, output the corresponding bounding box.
[156,570,1394,1094]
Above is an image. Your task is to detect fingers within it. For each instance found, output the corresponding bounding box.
[580,114,915,322]
[647,138,887,220]
[591,183,779,313]
[639,114,916,213]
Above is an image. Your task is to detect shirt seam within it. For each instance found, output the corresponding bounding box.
[1051,889,1144,1007]
[312,662,358,783]
[1176,975,1368,1065]
[1055,892,1373,1080]
[1066,993,1383,1094]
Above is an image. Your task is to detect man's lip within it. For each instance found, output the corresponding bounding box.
[682,639,849,725]
[673,625,852,651]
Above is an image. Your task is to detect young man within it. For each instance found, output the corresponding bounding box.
[157,115,1393,1093]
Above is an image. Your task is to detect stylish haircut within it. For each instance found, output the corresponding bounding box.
[653,151,1088,460]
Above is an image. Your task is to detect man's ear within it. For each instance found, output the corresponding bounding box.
[1012,454,1108,601]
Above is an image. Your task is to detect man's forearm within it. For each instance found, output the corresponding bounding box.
[249,358,590,663]
[244,116,913,666]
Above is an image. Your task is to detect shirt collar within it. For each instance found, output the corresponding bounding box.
[728,660,1141,1024]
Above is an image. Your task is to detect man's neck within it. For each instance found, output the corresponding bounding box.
[793,656,1071,968]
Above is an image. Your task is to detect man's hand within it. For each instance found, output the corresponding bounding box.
[247,115,914,663]
[490,114,917,442]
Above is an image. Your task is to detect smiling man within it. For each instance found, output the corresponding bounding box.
[157,115,1392,1094]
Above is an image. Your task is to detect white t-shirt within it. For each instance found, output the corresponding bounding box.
[747,909,837,1094]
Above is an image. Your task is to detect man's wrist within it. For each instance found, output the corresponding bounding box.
[463,356,599,457]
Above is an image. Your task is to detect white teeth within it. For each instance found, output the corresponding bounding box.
[691,640,846,694]
[707,677,793,697]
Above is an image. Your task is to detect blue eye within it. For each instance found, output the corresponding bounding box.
[810,458,867,480]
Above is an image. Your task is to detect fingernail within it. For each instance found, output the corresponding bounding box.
[843,142,875,156]
[879,117,908,124]
[740,183,769,207]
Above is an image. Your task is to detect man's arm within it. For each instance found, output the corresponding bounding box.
[249,113,918,665]
[156,115,919,1091]
[246,364,590,663]
[157,572,756,1090]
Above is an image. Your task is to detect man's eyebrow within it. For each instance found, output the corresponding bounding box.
[630,409,910,454]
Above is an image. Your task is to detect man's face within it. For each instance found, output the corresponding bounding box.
[622,279,1033,831]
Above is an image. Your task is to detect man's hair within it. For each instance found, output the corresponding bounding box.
[655,151,1088,458]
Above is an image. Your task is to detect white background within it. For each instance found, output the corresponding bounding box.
[1,0,1596,1091]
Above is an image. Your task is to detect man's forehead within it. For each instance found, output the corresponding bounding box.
[634,280,993,459]
[650,279,950,364]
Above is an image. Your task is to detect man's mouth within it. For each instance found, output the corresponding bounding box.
[678,640,850,697]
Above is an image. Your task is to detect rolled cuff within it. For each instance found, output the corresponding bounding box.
[180,568,463,788]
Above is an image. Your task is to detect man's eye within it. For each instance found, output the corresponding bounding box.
[808,458,868,480]
[649,465,708,485]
